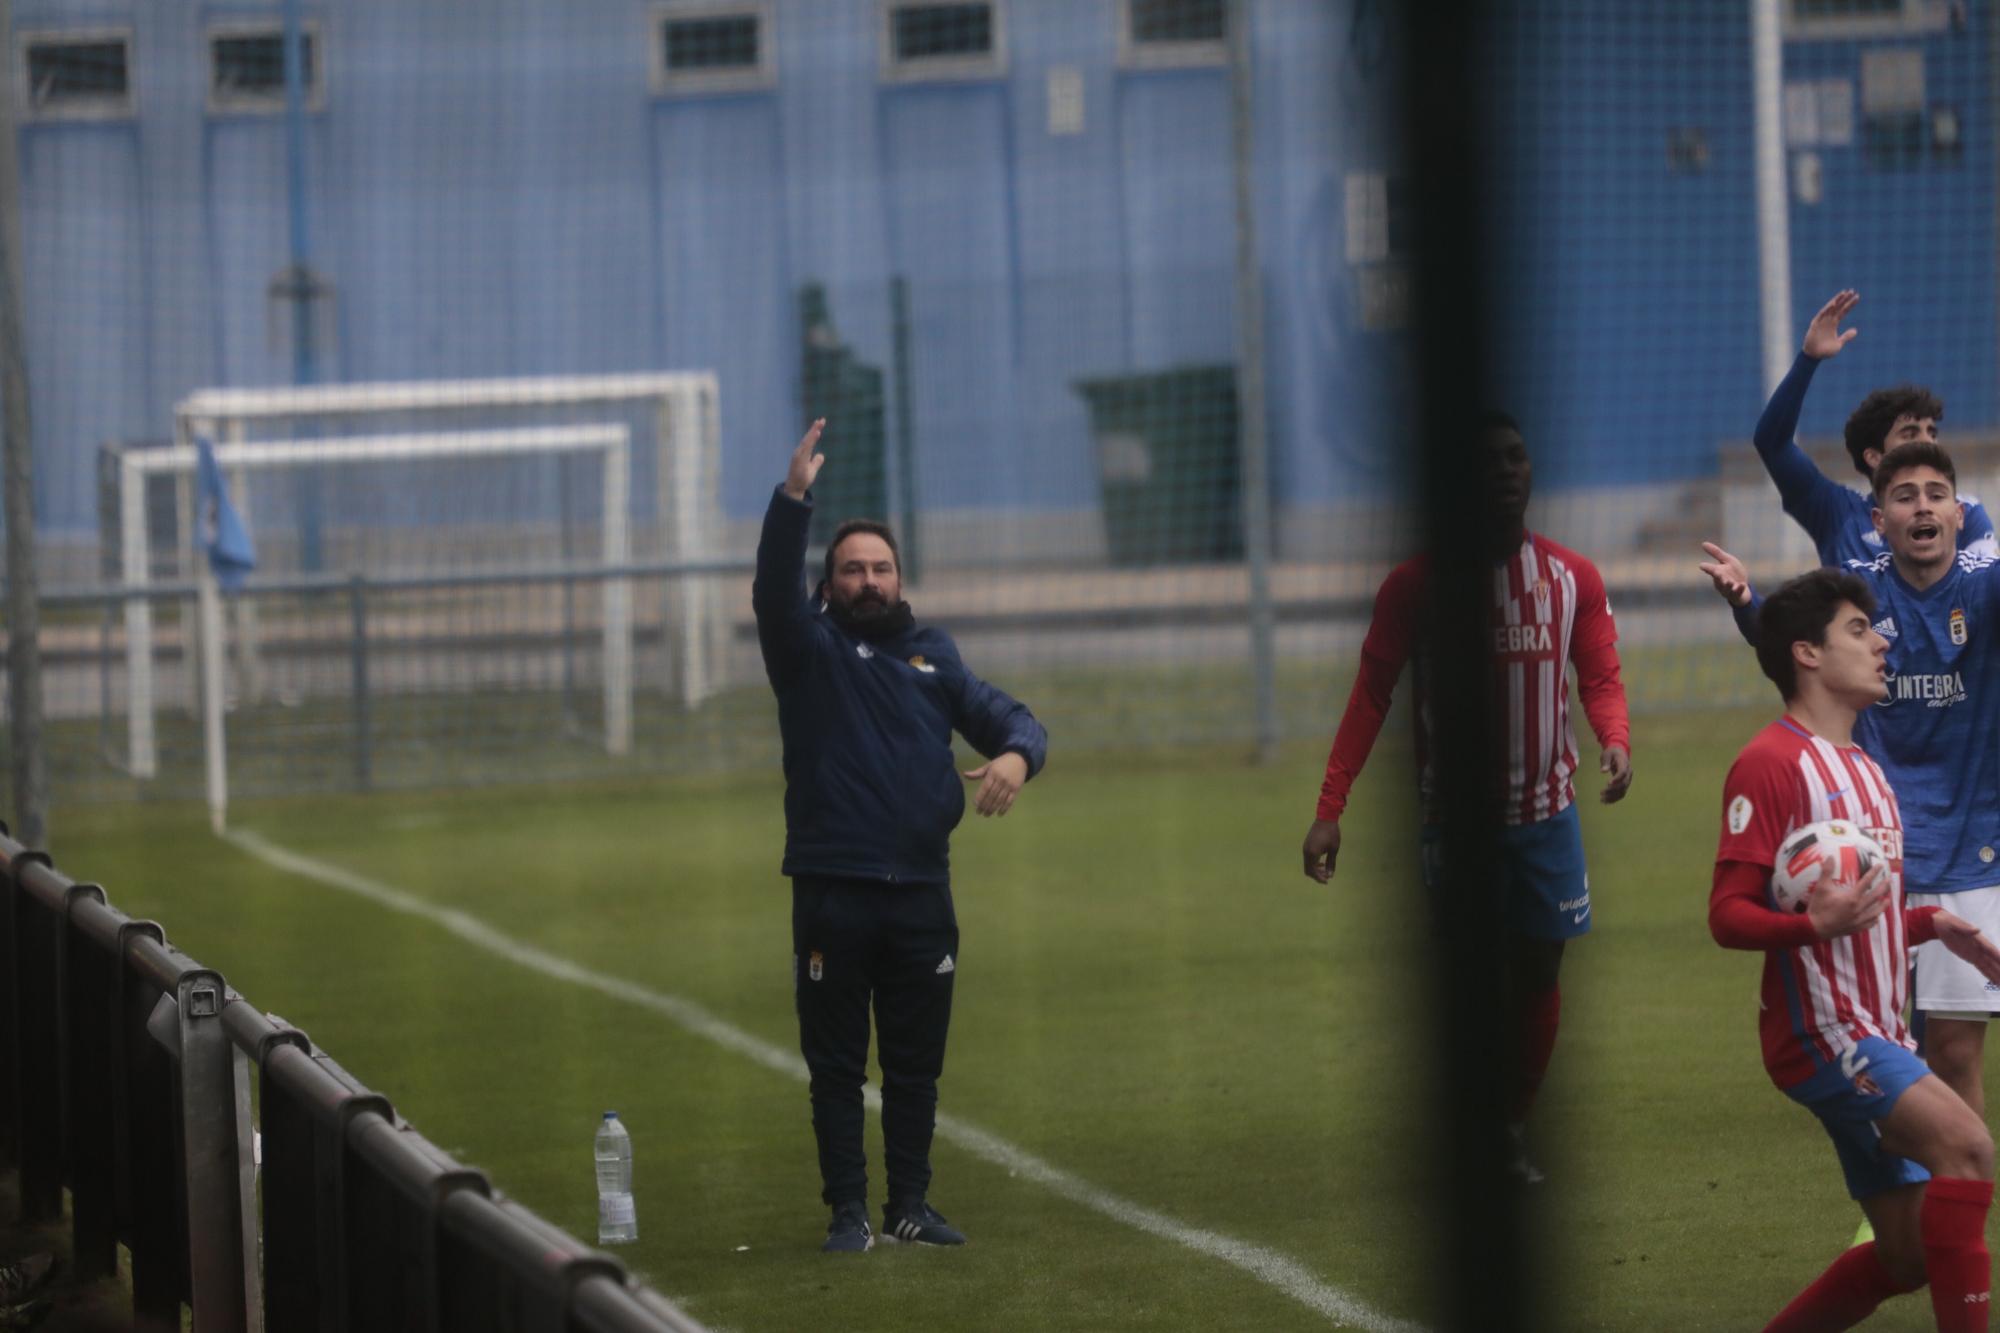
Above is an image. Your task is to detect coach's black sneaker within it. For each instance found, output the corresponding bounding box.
[882,1198,967,1246]
[0,1254,53,1305]
[822,1200,874,1253]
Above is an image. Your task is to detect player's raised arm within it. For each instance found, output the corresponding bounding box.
[1802,289,1860,362]
[1698,541,1753,606]
[1751,292,1858,538]
[1699,541,1763,648]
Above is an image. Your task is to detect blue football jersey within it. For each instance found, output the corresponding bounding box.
[1849,548,2000,896]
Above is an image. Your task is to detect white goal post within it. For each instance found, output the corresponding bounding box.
[121,373,723,790]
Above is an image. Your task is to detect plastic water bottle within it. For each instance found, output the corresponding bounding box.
[595,1112,637,1244]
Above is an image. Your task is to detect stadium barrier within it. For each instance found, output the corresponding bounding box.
[0,824,708,1333]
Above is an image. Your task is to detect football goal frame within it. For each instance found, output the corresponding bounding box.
[119,373,722,795]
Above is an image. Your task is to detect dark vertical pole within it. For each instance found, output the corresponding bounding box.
[64,918,117,1278]
[0,826,14,1166]
[0,0,48,850]
[280,0,324,571]
[889,277,921,582]
[12,858,61,1222]
[348,578,372,791]
[1403,0,1533,1329]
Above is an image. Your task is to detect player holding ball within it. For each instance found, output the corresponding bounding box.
[1714,567,2000,1331]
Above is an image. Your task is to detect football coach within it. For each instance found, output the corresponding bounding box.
[753,419,1048,1254]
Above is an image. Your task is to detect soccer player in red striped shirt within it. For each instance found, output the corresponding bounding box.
[1299,413,1632,1180]
[1716,568,2000,1331]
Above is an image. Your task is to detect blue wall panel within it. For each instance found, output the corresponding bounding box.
[1782,13,1996,443]
[655,96,792,520]
[18,0,1990,540]
[1487,0,1764,491]
[882,83,1022,512]
[1007,7,1132,524]
[20,126,149,526]
[1117,70,1235,372]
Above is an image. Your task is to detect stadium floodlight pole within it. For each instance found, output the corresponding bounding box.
[1750,0,1810,569]
[1750,0,1793,397]
[0,0,49,850]
[1228,0,1280,764]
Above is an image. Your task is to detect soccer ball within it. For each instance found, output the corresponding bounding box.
[1771,820,1884,915]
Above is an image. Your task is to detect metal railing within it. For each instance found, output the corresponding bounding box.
[0,823,707,1333]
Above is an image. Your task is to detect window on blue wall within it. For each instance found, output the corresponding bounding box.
[208,24,323,115]
[1120,0,1227,68]
[21,31,132,120]
[1784,0,1951,40]
[882,1,1004,82]
[655,4,773,95]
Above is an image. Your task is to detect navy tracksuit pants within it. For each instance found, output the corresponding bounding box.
[792,876,959,1208]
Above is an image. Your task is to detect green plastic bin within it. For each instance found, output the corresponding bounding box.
[1075,365,1243,566]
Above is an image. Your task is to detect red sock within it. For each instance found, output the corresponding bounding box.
[1512,984,1561,1124]
[1764,1242,1911,1332]
[1922,1177,1994,1331]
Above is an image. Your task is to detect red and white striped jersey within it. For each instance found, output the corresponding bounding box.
[1716,717,1911,1089]
[1485,533,1621,823]
[1316,532,1629,827]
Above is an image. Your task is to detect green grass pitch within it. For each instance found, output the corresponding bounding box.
[41,703,1975,1330]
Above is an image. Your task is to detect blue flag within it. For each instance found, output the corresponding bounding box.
[196,437,256,590]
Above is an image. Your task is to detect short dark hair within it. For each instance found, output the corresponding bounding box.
[1845,385,1944,477]
[1870,439,1957,503]
[824,518,901,584]
[1755,568,1876,701]
[1478,409,1521,435]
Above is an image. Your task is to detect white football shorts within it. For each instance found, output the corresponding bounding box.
[1910,884,2000,1019]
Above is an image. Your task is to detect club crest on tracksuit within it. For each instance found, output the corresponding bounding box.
[809,951,824,981]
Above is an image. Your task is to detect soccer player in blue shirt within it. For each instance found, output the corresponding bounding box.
[1705,441,2000,1126]
[1752,289,1995,570]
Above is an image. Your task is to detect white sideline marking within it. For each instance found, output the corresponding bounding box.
[225,829,1423,1332]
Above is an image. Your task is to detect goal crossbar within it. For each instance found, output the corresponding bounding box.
[178,372,714,421]
[129,425,631,473]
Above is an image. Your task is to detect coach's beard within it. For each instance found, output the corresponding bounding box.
[825,586,914,640]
